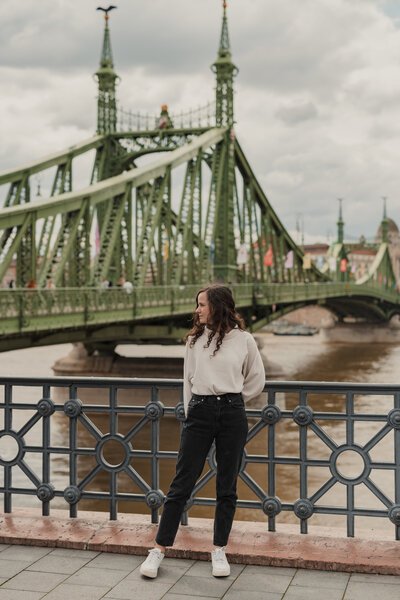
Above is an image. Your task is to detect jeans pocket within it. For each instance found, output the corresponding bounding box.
[188,396,203,411]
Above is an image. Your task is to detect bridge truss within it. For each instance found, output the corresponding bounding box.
[0,3,398,351]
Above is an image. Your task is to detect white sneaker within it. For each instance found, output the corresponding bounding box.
[140,548,164,578]
[211,547,230,577]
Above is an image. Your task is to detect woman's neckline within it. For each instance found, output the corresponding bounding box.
[205,325,238,334]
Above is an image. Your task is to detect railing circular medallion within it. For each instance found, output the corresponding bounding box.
[293,406,314,426]
[37,483,55,502]
[145,489,165,509]
[388,504,400,525]
[37,398,55,417]
[0,430,25,466]
[262,496,282,517]
[294,498,314,519]
[329,444,371,485]
[388,409,400,430]
[145,401,164,421]
[261,405,281,425]
[95,434,131,472]
[174,402,186,422]
[63,485,81,504]
[63,398,82,418]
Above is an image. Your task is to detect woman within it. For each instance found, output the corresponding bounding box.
[140,284,265,578]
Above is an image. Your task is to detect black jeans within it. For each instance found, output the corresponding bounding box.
[156,393,248,547]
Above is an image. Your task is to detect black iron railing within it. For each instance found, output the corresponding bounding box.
[0,376,399,539]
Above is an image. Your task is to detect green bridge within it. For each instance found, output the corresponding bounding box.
[0,3,398,352]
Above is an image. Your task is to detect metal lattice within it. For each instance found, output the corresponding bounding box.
[0,376,400,539]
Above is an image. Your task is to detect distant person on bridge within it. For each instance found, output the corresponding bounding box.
[140,284,265,579]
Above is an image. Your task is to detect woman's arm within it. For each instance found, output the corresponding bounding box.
[242,336,266,403]
[183,341,193,417]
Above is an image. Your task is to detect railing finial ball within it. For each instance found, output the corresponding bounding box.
[63,485,81,504]
[36,483,55,502]
[294,498,314,520]
[388,409,400,430]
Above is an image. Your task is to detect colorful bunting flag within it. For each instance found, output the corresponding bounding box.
[163,240,169,260]
[264,246,273,267]
[237,243,248,265]
[316,255,325,270]
[303,253,312,269]
[284,250,294,269]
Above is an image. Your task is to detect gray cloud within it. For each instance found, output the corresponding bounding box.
[1,0,400,241]
[276,101,318,124]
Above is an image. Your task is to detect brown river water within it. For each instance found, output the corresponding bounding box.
[0,333,399,535]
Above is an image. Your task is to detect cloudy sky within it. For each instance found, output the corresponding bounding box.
[1,0,400,243]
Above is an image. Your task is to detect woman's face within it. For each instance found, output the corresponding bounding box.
[196,291,211,324]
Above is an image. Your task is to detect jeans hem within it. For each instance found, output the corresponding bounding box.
[155,537,174,547]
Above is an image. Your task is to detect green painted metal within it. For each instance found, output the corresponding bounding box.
[0,2,399,352]
[95,13,118,134]
[212,2,238,128]
[0,281,398,352]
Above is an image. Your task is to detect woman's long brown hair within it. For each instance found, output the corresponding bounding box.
[184,284,245,355]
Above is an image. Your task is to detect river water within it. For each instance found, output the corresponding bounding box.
[1,333,399,535]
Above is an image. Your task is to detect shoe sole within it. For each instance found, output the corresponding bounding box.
[140,569,158,578]
[212,569,230,577]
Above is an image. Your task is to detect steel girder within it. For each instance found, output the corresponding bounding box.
[0,282,398,352]
[0,128,227,289]
[0,122,399,347]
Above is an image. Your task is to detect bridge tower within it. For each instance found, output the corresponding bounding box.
[211,1,238,281]
[381,197,389,243]
[95,10,118,134]
[337,198,344,244]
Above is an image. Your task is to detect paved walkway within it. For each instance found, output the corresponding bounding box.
[1,543,400,600]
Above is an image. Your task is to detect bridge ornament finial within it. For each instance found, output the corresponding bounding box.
[212,0,238,127]
[337,198,344,244]
[381,196,389,243]
[96,5,117,21]
[95,5,118,134]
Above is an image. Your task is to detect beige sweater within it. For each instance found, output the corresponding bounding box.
[183,327,265,416]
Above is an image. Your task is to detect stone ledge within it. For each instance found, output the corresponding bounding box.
[1,508,399,574]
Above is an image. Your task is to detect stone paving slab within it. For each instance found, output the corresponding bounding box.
[44,582,112,600]
[2,570,68,592]
[343,581,400,600]
[0,590,43,600]
[105,579,172,600]
[66,566,129,588]
[1,508,400,575]
[283,587,345,600]
[162,595,219,600]
[228,570,292,594]
[0,559,35,579]
[2,543,400,599]
[167,573,233,597]
[224,592,282,600]
[85,552,143,571]
[290,568,350,590]
[26,554,95,574]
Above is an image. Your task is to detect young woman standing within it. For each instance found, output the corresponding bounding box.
[140,284,265,578]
